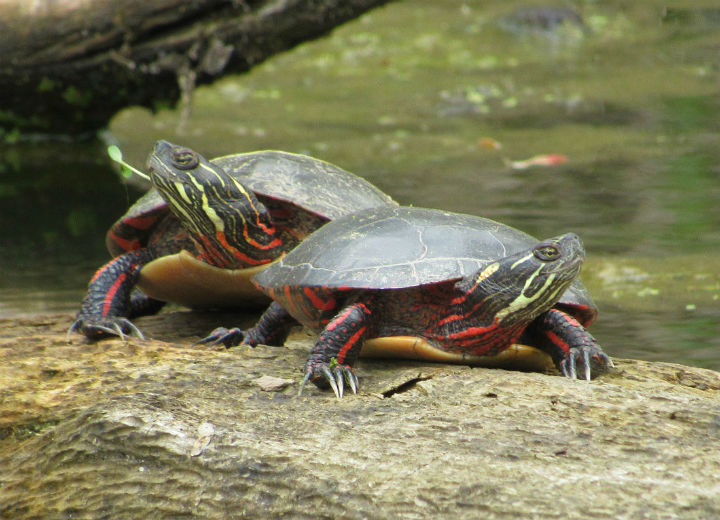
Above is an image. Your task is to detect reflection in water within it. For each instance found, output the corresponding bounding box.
[1,0,719,369]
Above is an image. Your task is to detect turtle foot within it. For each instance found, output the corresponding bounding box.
[559,344,614,381]
[197,327,248,348]
[197,326,267,348]
[67,316,145,342]
[299,359,359,399]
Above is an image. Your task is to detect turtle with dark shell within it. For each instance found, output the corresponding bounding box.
[69,140,395,340]
[212,206,612,398]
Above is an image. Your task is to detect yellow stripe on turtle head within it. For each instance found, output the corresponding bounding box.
[495,267,556,322]
[476,262,499,283]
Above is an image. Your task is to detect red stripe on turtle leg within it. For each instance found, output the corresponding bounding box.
[80,249,155,320]
[525,308,592,364]
[336,326,367,364]
[102,273,128,316]
[122,215,160,230]
[545,329,571,356]
[106,231,143,253]
[526,308,611,378]
[308,302,372,368]
[303,287,337,311]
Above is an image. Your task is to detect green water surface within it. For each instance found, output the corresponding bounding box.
[1,1,719,369]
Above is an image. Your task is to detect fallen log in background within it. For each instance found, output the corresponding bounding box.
[0,0,392,136]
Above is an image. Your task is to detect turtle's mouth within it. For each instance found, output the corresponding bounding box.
[145,161,160,187]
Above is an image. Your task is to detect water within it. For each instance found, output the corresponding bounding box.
[1,1,719,369]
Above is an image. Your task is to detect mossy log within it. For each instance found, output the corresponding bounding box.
[0,0,391,137]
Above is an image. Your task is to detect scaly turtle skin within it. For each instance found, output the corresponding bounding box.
[70,141,395,340]
[232,206,612,398]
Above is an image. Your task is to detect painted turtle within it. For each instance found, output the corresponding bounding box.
[227,206,612,398]
[69,140,395,340]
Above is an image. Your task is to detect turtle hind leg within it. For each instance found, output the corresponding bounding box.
[301,301,373,399]
[198,302,295,348]
[525,308,613,380]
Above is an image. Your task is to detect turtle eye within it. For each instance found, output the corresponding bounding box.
[171,148,199,170]
[534,245,560,261]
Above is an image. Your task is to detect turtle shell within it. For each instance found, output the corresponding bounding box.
[103,149,394,309]
[106,150,395,256]
[105,189,168,256]
[253,205,597,325]
[213,151,395,221]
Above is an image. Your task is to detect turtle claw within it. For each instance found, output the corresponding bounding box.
[196,327,246,348]
[343,368,359,395]
[582,350,591,381]
[123,319,145,340]
[560,344,613,381]
[112,323,126,341]
[66,319,82,342]
[298,360,359,399]
[298,371,313,397]
[67,316,145,342]
[322,365,341,399]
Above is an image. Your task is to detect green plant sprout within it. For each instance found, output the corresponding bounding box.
[107,145,151,181]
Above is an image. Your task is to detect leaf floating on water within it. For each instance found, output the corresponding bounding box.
[478,137,503,150]
[508,153,568,170]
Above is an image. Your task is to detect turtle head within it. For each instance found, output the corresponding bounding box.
[459,233,585,326]
[146,140,283,268]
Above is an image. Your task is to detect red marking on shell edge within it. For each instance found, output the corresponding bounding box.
[337,326,366,364]
[102,272,128,316]
[122,215,158,230]
[283,285,300,316]
[557,310,583,328]
[303,287,337,311]
[269,208,293,219]
[107,231,142,252]
[571,304,595,326]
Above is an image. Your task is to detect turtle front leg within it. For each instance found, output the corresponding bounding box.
[69,249,162,341]
[525,309,613,380]
[301,302,373,399]
[198,302,296,348]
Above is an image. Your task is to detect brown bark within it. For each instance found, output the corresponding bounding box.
[0,0,392,136]
[2,311,720,519]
